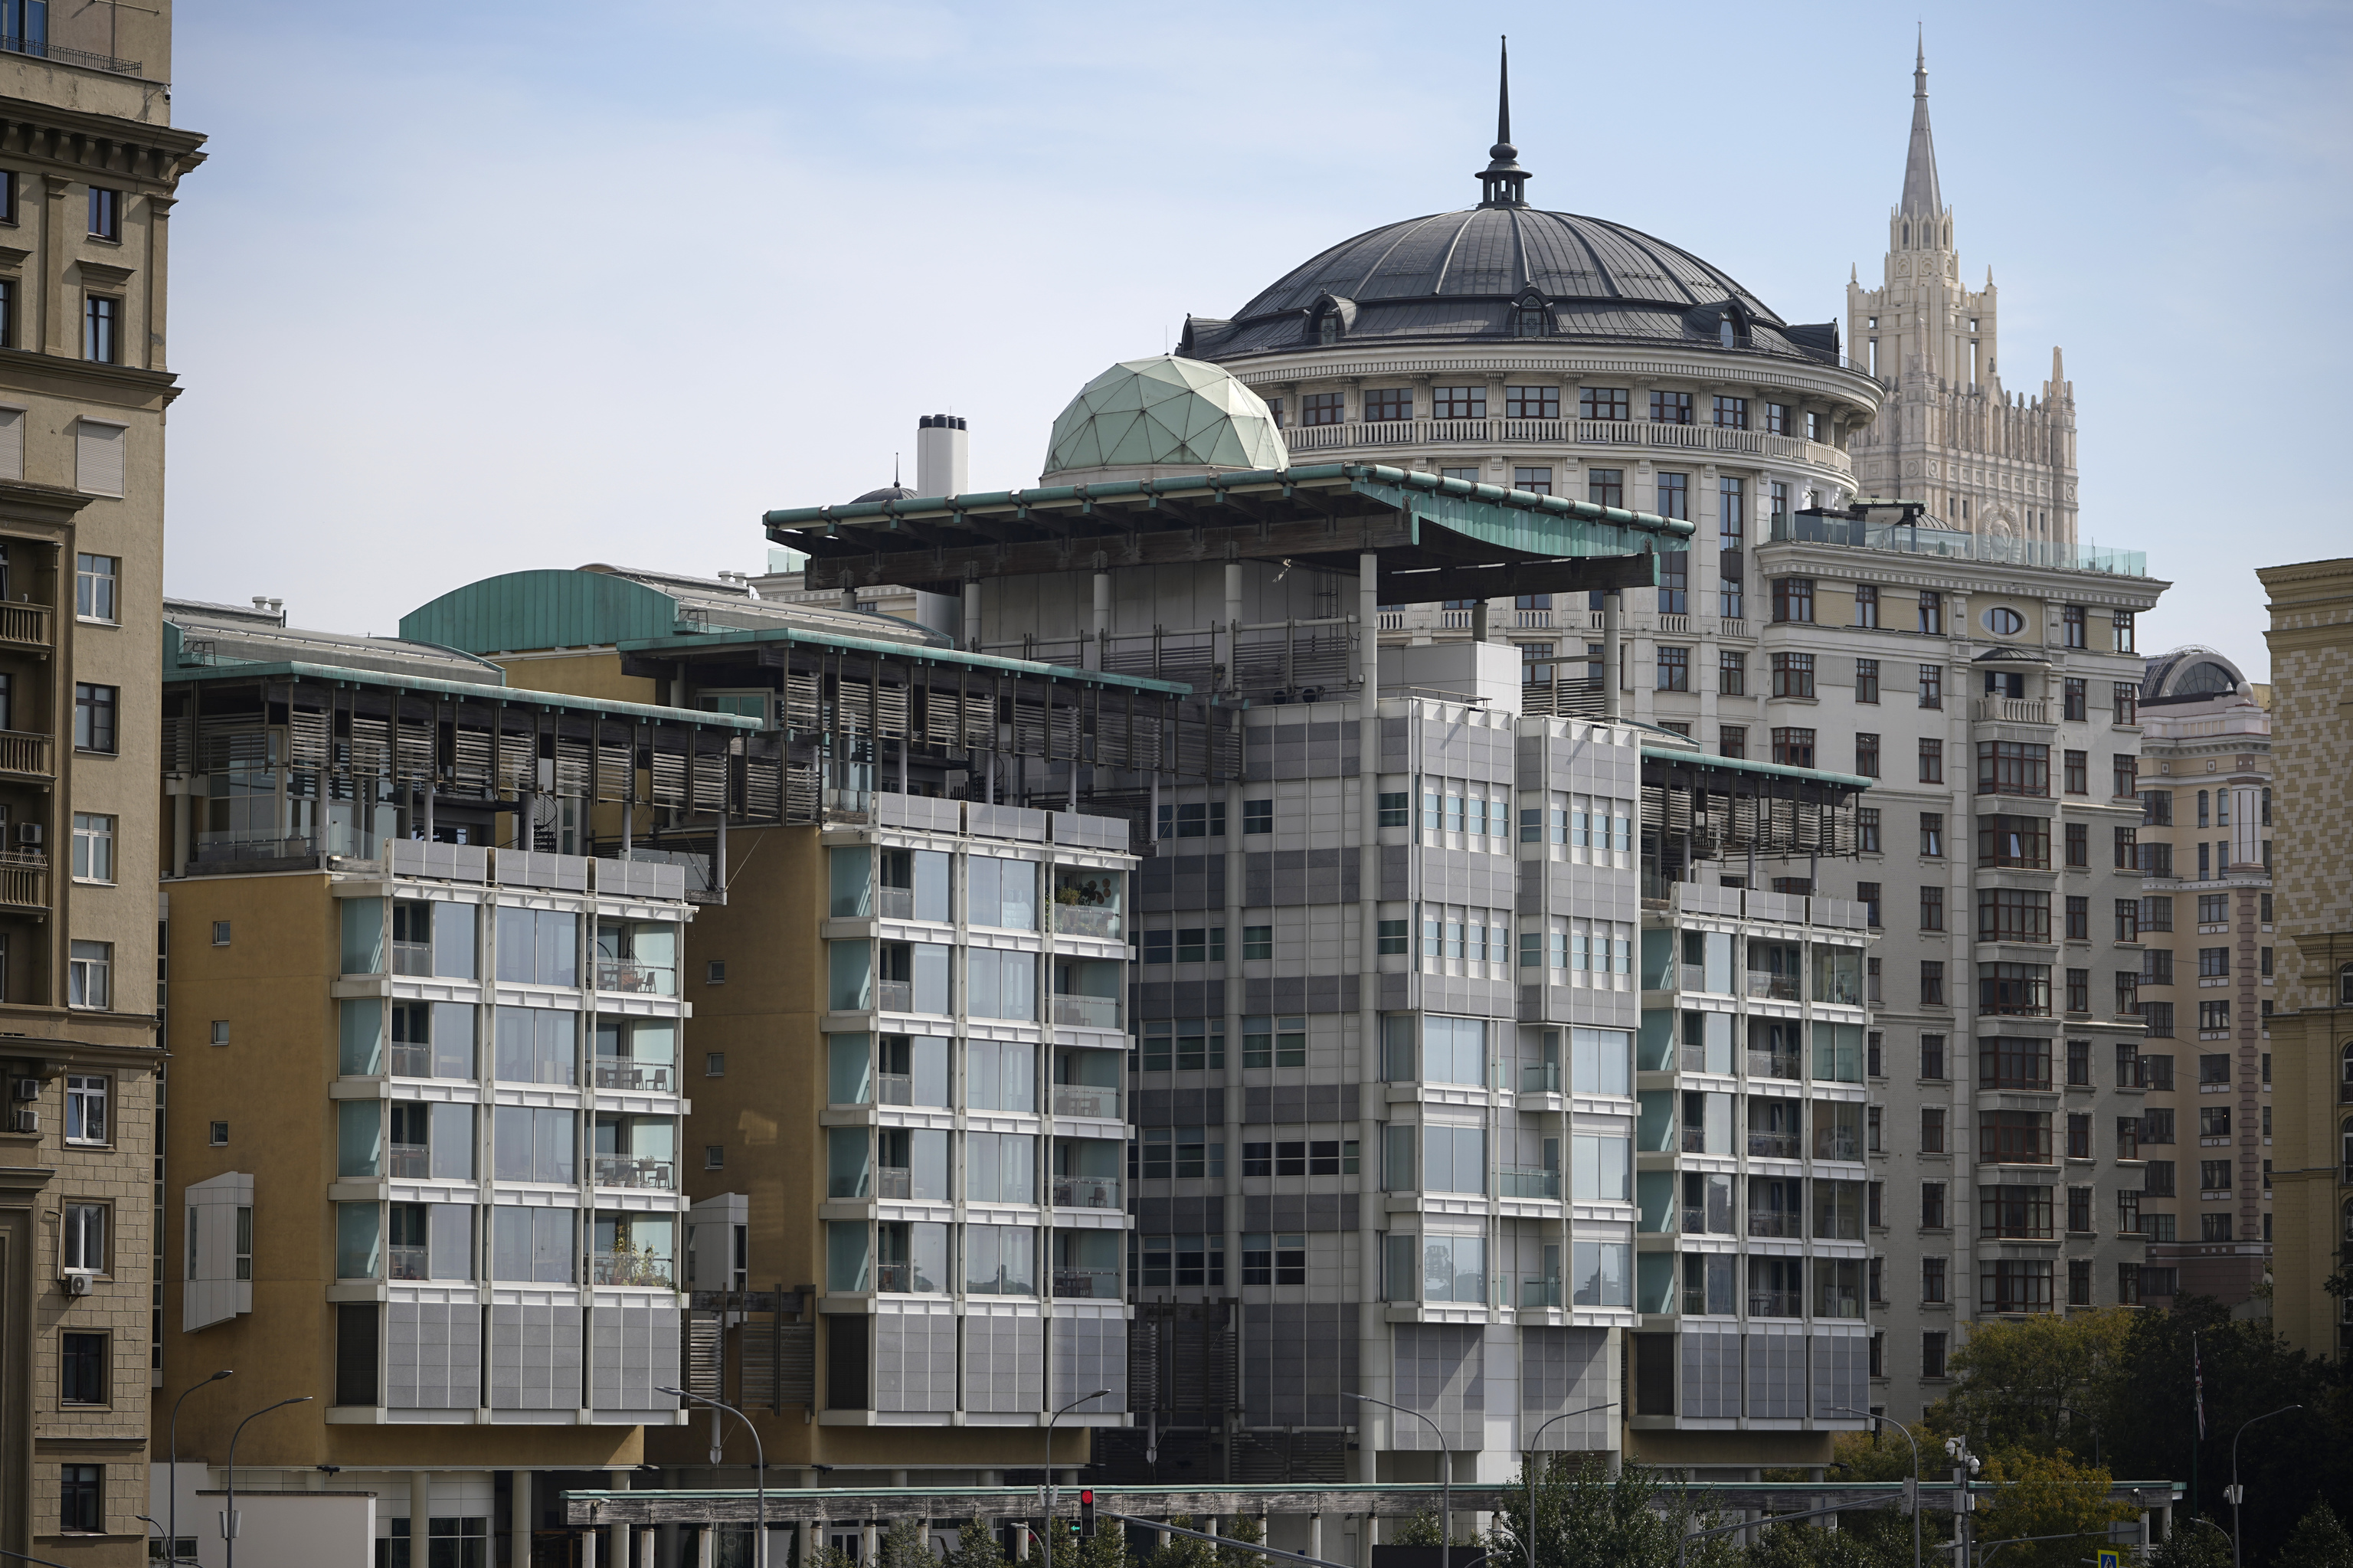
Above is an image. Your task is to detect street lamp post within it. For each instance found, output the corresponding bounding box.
[1517,1403,1615,1568]
[2229,1404,2301,1568]
[169,1370,234,1567]
[1345,1393,1456,1565]
[224,1395,313,1568]
[1836,1406,1921,1568]
[1044,1390,1113,1560]
[659,1386,769,1568]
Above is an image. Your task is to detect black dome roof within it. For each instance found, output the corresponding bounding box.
[852,485,915,504]
[1183,206,1838,364]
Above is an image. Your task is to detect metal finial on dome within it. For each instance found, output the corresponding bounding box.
[1477,35,1530,209]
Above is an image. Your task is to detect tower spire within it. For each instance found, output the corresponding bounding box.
[1900,34,1942,219]
[1475,35,1530,209]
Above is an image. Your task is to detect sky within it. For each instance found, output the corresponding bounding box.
[162,0,2353,677]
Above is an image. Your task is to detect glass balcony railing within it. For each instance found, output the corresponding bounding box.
[1749,1289,1803,1318]
[592,1155,675,1190]
[1052,1175,1121,1210]
[1747,1133,1801,1159]
[1746,1051,1802,1081]
[875,1167,911,1200]
[1520,1275,1562,1309]
[596,959,676,996]
[1497,1167,1562,1199]
[388,1144,428,1178]
[1052,995,1120,1029]
[388,1244,429,1282]
[1052,1085,1119,1119]
[1746,971,1799,1001]
[1054,1268,1121,1300]
[391,941,431,977]
[388,1045,430,1077]
[591,1250,675,1288]
[1747,1211,1801,1238]
[591,1060,672,1092]
[875,980,913,1012]
[878,1073,913,1106]
[1520,1062,1562,1094]
[1052,904,1123,941]
[877,885,915,919]
[1680,1127,1710,1154]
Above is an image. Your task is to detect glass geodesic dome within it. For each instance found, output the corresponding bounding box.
[1040,356,1288,483]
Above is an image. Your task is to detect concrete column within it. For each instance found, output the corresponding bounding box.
[1354,550,1385,1490]
[412,1471,434,1552]
[1602,591,1622,720]
[964,579,982,653]
[1309,1514,1324,1562]
[511,1471,533,1568]
[583,1524,600,1568]
[698,1523,717,1568]
[1223,558,1244,692]
[610,1474,634,1568]
[1471,599,1487,643]
[1090,570,1110,671]
[799,1521,814,1568]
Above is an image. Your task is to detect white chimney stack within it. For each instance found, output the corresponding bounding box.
[915,414,968,498]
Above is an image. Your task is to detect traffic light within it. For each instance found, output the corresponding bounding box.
[1080,1490,1096,1538]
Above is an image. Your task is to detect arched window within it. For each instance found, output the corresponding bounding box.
[1719,315,1736,349]
[1903,221,1911,247]
[1317,313,1340,345]
[1515,301,1546,339]
[2342,1040,2353,1089]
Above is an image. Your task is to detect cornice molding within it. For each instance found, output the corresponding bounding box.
[73,258,133,289]
[0,95,206,190]
[0,344,178,405]
[0,476,95,528]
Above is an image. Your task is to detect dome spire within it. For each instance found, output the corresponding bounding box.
[1900,32,1943,220]
[1476,35,1530,209]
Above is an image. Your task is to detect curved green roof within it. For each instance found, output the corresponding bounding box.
[401,569,684,655]
[1042,356,1287,480]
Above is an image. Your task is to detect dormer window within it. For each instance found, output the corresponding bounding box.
[1511,291,1547,339]
[1719,315,1736,349]
[1317,313,1340,345]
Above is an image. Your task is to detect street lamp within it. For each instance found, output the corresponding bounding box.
[224,1395,313,1568]
[2229,1404,2301,1568]
[1836,1406,1921,1568]
[660,1386,768,1568]
[169,1370,234,1567]
[1045,1390,1114,1559]
[1345,1393,1455,1563]
[1517,1403,1615,1568]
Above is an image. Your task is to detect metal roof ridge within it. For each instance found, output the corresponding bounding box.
[164,659,767,728]
[1638,744,1874,791]
[613,624,1194,696]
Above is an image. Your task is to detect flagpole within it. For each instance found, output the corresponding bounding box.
[2191,1330,2202,1521]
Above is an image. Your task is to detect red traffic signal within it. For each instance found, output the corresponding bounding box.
[1079,1491,1096,1537]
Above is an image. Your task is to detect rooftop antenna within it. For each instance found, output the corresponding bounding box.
[1475,35,1529,208]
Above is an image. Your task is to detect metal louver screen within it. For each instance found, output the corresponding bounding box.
[682,1310,722,1399]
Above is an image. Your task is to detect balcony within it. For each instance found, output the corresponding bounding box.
[1054,1268,1120,1300]
[1052,903,1123,941]
[1497,1167,1561,1200]
[1747,1211,1801,1239]
[596,960,676,996]
[1052,994,1120,1030]
[1746,971,1798,1002]
[1748,1289,1803,1318]
[1746,1051,1802,1081]
[1520,1275,1562,1309]
[391,941,431,977]
[874,1166,911,1200]
[0,729,52,777]
[879,1073,913,1106]
[1520,1062,1562,1095]
[388,1245,429,1282]
[1680,1127,1710,1154]
[1974,698,2051,725]
[1283,415,1853,476]
[591,1250,675,1288]
[1052,1175,1121,1210]
[592,1155,675,1191]
[1748,1133,1801,1159]
[0,853,47,911]
[876,885,915,919]
[1052,1085,1119,1119]
[1767,513,2148,577]
[388,1045,430,1077]
[389,1143,428,1179]
[0,33,143,76]
[875,980,913,1012]
[0,601,51,650]
[592,1060,673,1092]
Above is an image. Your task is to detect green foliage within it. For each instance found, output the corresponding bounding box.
[1141,1517,1222,1568]
[1487,1454,1738,1568]
[1214,1514,1265,1568]
[1968,1449,2135,1568]
[2142,1518,2231,1568]
[1391,1512,1445,1548]
[945,1521,1010,1568]
[1050,1515,1131,1568]
[880,1519,939,1568]
[1929,1310,2133,1457]
[1740,1522,1897,1568]
[2276,1504,2353,1568]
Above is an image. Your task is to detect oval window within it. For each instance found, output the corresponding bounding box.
[1983,607,2025,636]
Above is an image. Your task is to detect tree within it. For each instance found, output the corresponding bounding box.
[1486,1455,1740,1568]
[1214,1514,1265,1568]
[1932,1311,2132,1457]
[946,1521,1010,1568]
[2140,1517,2230,1568]
[882,1519,940,1568]
[2274,1504,2353,1568]
[1141,1517,1221,1568]
[1967,1449,2135,1568]
[1741,1523,1897,1568]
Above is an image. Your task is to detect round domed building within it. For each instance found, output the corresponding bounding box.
[1175,67,1882,625]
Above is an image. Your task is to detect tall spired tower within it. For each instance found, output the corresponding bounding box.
[1847,44,2079,547]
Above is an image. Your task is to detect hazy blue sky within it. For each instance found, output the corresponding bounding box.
[164,1,2351,675]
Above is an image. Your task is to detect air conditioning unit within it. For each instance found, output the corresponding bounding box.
[8,1107,35,1134]
[14,823,39,847]
[61,1270,92,1296]
[11,1077,38,1101]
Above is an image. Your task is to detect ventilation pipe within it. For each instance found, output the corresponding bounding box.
[916,414,968,498]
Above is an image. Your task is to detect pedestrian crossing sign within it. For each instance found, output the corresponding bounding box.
[2099,1549,2122,1568]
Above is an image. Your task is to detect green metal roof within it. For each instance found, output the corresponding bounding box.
[1042,356,1287,479]
[615,624,1193,696]
[163,657,764,729]
[401,569,695,653]
[1641,743,1874,791]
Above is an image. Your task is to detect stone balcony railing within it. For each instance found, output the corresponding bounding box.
[1283,416,1852,476]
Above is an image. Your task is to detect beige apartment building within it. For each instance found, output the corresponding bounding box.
[2260,558,2353,1359]
[2129,647,2274,1308]
[0,4,205,1562]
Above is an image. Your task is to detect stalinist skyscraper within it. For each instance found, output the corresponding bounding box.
[1847,46,2080,548]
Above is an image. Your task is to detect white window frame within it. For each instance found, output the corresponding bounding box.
[61,1200,106,1272]
[74,553,118,624]
[63,1074,107,1144]
[70,813,113,884]
[67,941,110,1010]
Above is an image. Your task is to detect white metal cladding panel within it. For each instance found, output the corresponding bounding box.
[183,1171,254,1332]
[875,1304,958,1413]
[1390,1321,1483,1448]
[74,418,124,496]
[962,1311,1042,1414]
[591,1298,679,1411]
[387,1302,482,1410]
[1811,1333,1867,1419]
[1680,1331,1740,1420]
[1745,1331,1806,1419]
[490,1303,581,1409]
[1050,1314,1127,1413]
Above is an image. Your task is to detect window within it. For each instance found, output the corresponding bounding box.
[1979,1110,2052,1164]
[2114,683,2139,725]
[1587,468,1623,509]
[1300,391,1343,426]
[1579,386,1629,421]
[2201,1160,2233,1195]
[1719,650,1746,696]
[1853,658,1880,704]
[1242,798,1272,835]
[1378,792,1409,828]
[60,1463,101,1533]
[65,1082,108,1148]
[2199,1000,2231,1032]
[1771,653,1814,698]
[1772,578,1815,624]
[1919,887,1944,932]
[2062,605,2086,648]
[2116,900,2140,941]
[2145,1002,2176,1039]
[1430,385,1484,419]
[704,1144,724,1169]
[1980,1036,2051,1091]
[2063,750,2087,795]
[706,960,727,984]
[2115,827,2138,869]
[1920,1106,1946,1152]
[1921,1182,1948,1229]
[1977,741,2050,797]
[1157,800,1226,840]
[1857,810,1881,854]
[1847,583,1880,629]
[1720,726,1746,760]
[67,943,110,1010]
[1514,467,1553,495]
[61,1201,106,1271]
[1656,471,1688,521]
[1711,395,1748,429]
[82,295,117,363]
[1978,963,2050,1016]
[1242,925,1271,961]
[1857,882,1882,926]
[1978,888,2051,942]
[1921,813,1944,857]
[1917,593,1945,636]
[1918,664,1942,709]
[1771,728,1815,768]
[2113,611,2135,653]
[87,185,120,241]
[74,554,118,623]
[1650,390,1693,424]
[1920,962,1945,1007]
[1377,919,1408,955]
[1507,385,1558,419]
[1921,1034,1947,1079]
[2065,822,2089,867]
[2113,755,2139,800]
[1919,739,1943,784]
[705,1052,725,1077]
[60,1331,106,1405]
[1656,647,1689,691]
[70,813,113,882]
[2067,968,2090,1013]
[73,683,116,752]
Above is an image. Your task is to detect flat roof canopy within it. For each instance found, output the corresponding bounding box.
[764,463,1690,604]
